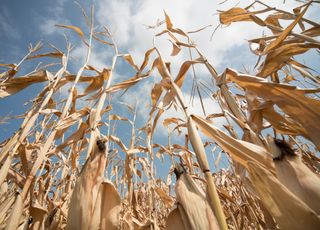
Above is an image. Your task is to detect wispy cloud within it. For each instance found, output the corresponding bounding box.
[71,42,113,71]
[38,0,70,36]
[39,19,61,35]
[50,0,68,16]
[0,7,20,40]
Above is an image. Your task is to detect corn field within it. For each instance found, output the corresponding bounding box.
[0,1,320,229]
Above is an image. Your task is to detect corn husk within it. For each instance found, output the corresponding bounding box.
[247,161,320,230]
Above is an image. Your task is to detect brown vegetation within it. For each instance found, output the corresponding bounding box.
[0,1,320,229]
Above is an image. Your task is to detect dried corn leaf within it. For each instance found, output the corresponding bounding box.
[0,155,12,186]
[139,48,156,71]
[122,54,139,71]
[206,113,224,119]
[219,7,265,26]
[65,74,97,83]
[55,24,84,37]
[263,107,308,136]
[191,114,274,170]
[0,195,15,223]
[0,68,17,80]
[30,201,48,230]
[226,68,320,149]
[245,91,308,136]
[0,71,48,98]
[174,59,203,88]
[302,25,320,37]
[220,8,252,24]
[258,43,320,77]
[108,114,129,122]
[109,135,128,152]
[84,74,105,94]
[150,108,164,138]
[164,11,173,30]
[163,117,184,128]
[7,168,25,188]
[56,122,88,151]
[5,194,23,230]
[155,187,174,207]
[155,56,171,81]
[264,14,282,33]
[290,63,320,84]
[0,63,16,68]
[264,3,310,53]
[26,52,63,60]
[170,41,181,56]
[161,12,187,36]
[39,109,62,117]
[151,83,162,106]
[55,108,89,131]
[105,74,151,93]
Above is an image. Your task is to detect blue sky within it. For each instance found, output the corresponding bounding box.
[1,0,319,178]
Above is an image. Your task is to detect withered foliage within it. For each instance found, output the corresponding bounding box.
[0,1,320,230]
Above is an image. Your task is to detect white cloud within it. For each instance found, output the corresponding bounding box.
[38,0,70,36]
[39,19,61,35]
[96,1,134,46]
[52,0,68,16]
[120,80,153,118]
[71,43,112,71]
